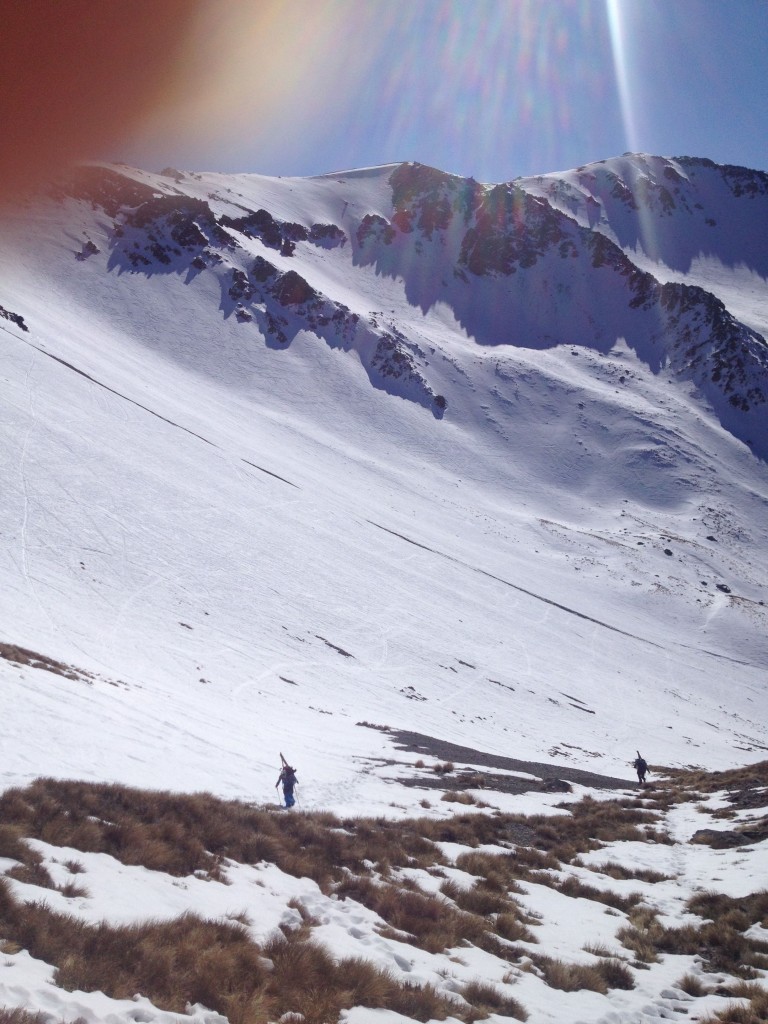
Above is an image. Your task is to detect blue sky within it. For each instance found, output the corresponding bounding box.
[120,0,768,181]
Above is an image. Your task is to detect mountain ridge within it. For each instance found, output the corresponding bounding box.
[31,152,768,458]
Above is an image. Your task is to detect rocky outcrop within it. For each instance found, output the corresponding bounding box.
[0,304,28,332]
[55,158,768,439]
[272,270,316,306]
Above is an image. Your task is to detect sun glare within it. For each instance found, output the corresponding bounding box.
[605,0,639,153]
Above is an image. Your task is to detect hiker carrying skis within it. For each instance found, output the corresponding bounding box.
[632,752,648,785]
[276,758,298,807]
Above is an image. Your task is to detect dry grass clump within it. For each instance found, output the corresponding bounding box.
[663,760,768,797]
[617,899,768,978]
[450,882,508,916]
[460,979,528,1021]
[0,825,56,889]
[4,856,55,889]
[654,920,768,978]
[583,940,615,958]
[0,878,268,1023]
[698,985,768,1023]
[0,826,31,863]
[442,791,478,805]
[688,889,768,930]
[617,906,663,963]
[266,937,465,1024]
[422,812,517,847]
[509,845,562,872]
[335,875,485,953]
[495,911,539,944]
[677,972,709,996]
[531,954,633,993]
[454,851,527,894]
[594,957,635,990]
[0,779,446,891]
[583,859,673,883]
[549,874,644,913]
[0,879,482,1024]
[502,796,663,863]
[0,1011,50,1024]
[57,880,89,898]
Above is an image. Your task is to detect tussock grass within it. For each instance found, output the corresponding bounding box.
[0,779,443,890]
[594,958,635,990]
[699,986,768,1023]
[280,943,463,1024]
[422,795,657,858]
[451,883,508,916]
[654,920,768,977]
[531,953,634,993]
[550,874,644,913]
[582,859,673,883]
[336,875,485,953]
[0,1011,50,1024]
[4,858,55,890]
[496,912,538,944]
[0,879,484,1024]
[583,940,616,958]
[0,879,268,1022]
[663,760,768,797]
[461,979,528,1021]
[4,768,768,1020]
[57,880,89,898]
[0,826,29,862]
[677,972,709,996]
[442,791,478,805]
[454,851,526,895]
[0,826,55,889]
[688,889,768,930]
[618,899,768,978]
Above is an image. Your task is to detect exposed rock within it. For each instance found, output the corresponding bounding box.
[252,256,277,282]
[357,214,396,247]
[539,779,572,793]
[221,209,304,252]
[691,823,768,847]
[0,304,29,332]
[460,185,565,276]
[309,223,346,247]
[229,268,255,303]
[272,270,316,306]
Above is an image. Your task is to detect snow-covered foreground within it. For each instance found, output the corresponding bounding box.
[0,767,767,1024]
[0,153,767,1022]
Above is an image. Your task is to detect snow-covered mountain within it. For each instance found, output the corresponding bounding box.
[2,152,768,1024]
[1,152,767,804]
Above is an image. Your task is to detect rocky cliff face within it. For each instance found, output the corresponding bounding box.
[352,158,768,455]
[46,155,768,454]
[59,165,444,414]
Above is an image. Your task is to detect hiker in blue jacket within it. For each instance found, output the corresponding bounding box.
[276,763,298,807]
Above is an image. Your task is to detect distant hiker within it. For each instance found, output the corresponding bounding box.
[276,759,298,807]
[633,752,648,785]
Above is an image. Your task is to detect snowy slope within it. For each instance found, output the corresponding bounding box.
[1,153,768,1024]
[0,155,767,809]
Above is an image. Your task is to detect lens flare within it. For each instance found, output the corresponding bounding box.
[121,0,621,182]
[605,0,661,263]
